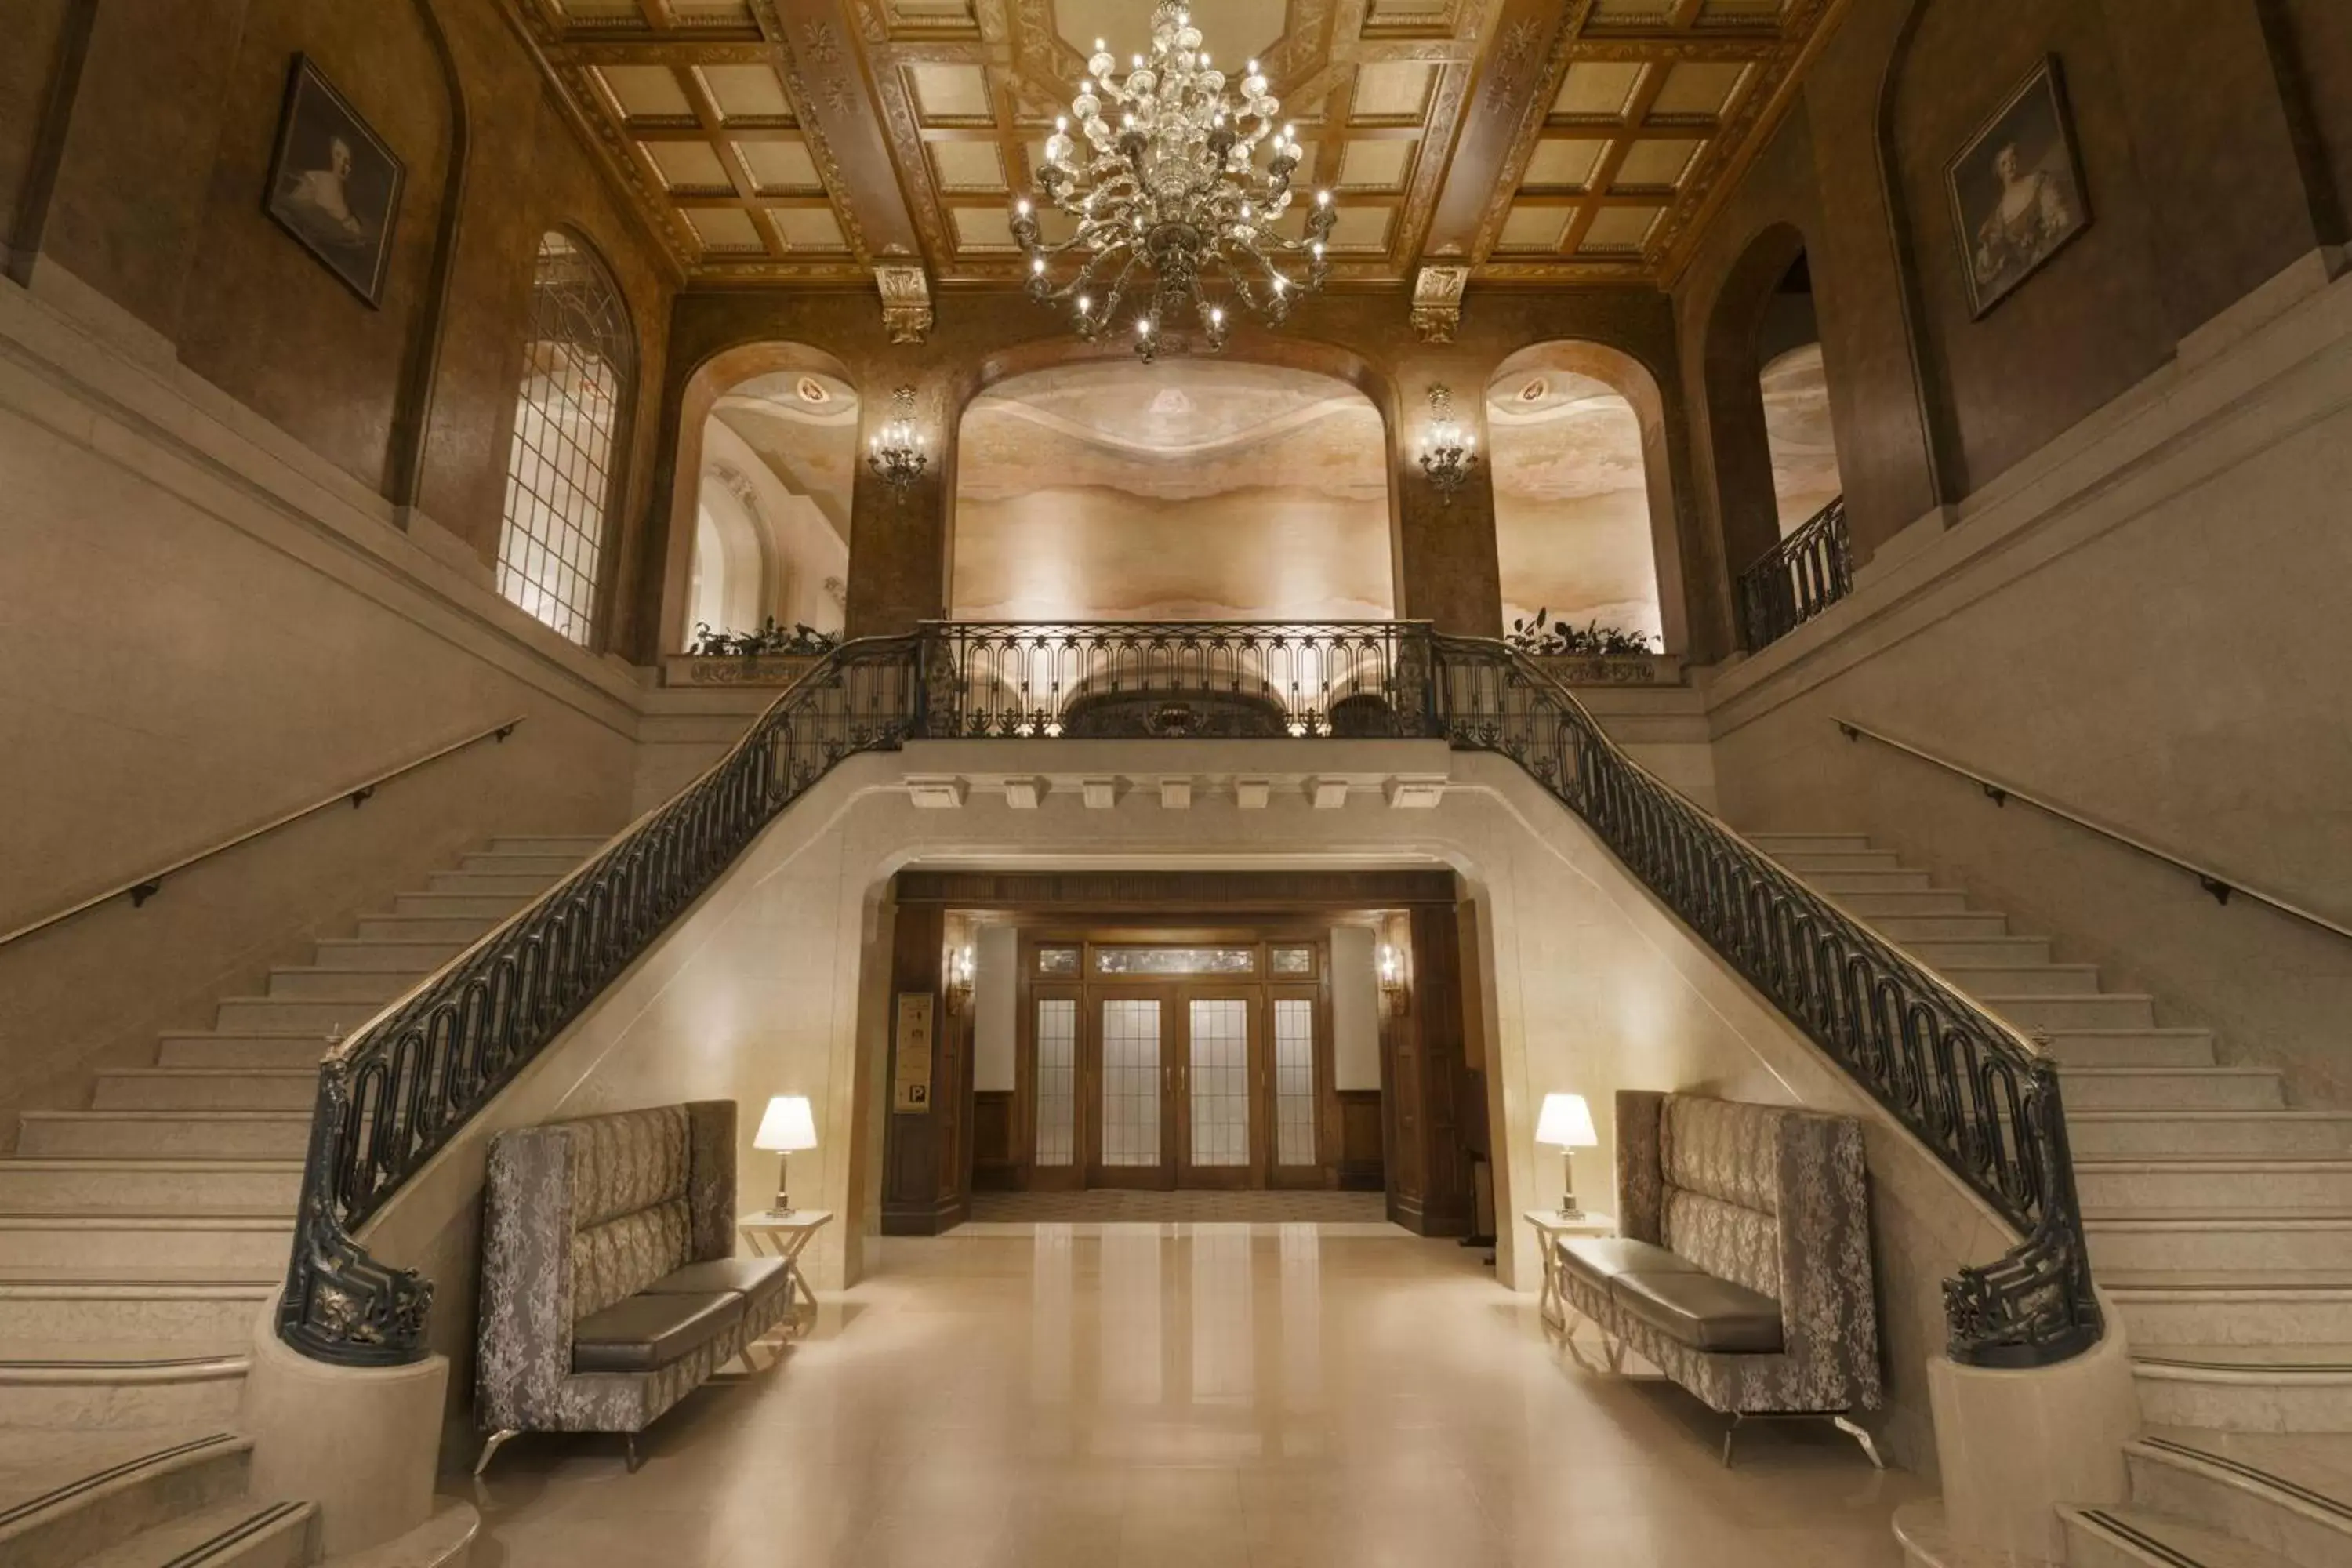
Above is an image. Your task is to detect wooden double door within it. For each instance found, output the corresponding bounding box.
[1021,933,1331,1191]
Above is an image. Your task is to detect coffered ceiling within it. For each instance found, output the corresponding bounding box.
[512,0,1842,292]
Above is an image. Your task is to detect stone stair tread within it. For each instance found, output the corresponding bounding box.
[2065,1066,2283,1078]
[2103,1268,2352,1291]
[74,1497,313,1568]
[20,1111,310,1123]
[0,1160,303,1172]
[2073,1111,2352,1122]
[2134,1343,2352,1374]
[2062,1504,2299,1568]
[2136,1426,2352,1527]
[0,1425,244,1541]
[0,1214,294,1231]
[2087,1210,2352,1227]
[2080,1156,2352,1171]
[0,1265,280,1287]
[95,1069,315,1081]
[0,1341,250,1370]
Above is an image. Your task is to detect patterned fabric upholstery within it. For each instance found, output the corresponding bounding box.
[479,1101,770,1439]
[1565,1091,1880,1420]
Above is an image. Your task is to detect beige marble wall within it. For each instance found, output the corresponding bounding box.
[0,267,641,1138]
[1709,260,2352,1109]
[361,740,2020,1475]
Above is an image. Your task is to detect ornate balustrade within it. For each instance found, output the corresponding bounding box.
[1738,495,1853,650]
[279,620,2096,1373]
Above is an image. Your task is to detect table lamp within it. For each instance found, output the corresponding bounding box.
[1536,1093,1598,1219]
[753,1095,818,1215]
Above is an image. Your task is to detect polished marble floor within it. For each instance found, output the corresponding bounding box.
[468,1228,1925,1566]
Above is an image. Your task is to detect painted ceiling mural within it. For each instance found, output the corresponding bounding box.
[510,0,1842,287]
[710,368,860,537]
[1759,341,1842,529]
[953,361,1392,622]
[1486,362,1661,641]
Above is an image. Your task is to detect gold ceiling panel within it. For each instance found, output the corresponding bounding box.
[513,0,1841,287]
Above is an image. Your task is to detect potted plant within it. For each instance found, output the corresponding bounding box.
[662,619,842,686]
[1504,610,1682,685]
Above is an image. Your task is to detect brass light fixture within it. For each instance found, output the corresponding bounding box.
[1417,384,1479,505]
[866,386,928,492]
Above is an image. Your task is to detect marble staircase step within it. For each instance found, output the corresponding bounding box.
[0,1160,300,1215]
[1871,911,2013,941]
[0,1279,273,1348]
[2034,1029,2220,1069]
[307,936,470,971]
[1982,992,2159,1031]
[457,851,579,877]
[2078,1159,2352,1213]
[390,891,528,920]
[2060,1504,2296,1568]
[2060,1067,2288,1111]
[1760,850,1905,873]
[14,1112,313,1160]
[0,1348,249,1431]
[2087,1213,2352,1272]
[1936,962,2107,997]
[1799,868,1933,893]
[2068,1112,2352,1159]
[1747,833,1874,855]
[2106,1272,2352,1347]
[1899,935,2054,967]
[261,966,419,1002]
[488,834,608,857]
[0,1216,293,1274]
[2131,1345,2352,1432]
[2127,1428,2352,1568]
[0,1427,252,1568]
[422,869,561,898]
[353,913,497,943]
[89,1071,315,1112]
[209,996,377,1035]
[1830,888,1973,916]
[76,1496,314,1567]
[154,1034,329,1071]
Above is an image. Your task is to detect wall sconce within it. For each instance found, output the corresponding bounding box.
[946,942,975,1011]
[866,385,928,493]
[1417,383,1479,506]
[1377,941,1408,1015]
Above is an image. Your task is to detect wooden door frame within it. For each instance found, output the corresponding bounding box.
[1084,984,1178,1189]
[1017,982,1084,1191]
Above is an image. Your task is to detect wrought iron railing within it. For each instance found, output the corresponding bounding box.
[1739,495,1853,650]
[276,638,916,1364]
[280,620,2096,1371]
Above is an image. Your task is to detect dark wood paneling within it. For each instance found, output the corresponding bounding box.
[1337,1089,1385,1192]
[882,901,964,1236]
[895,869,1460,910]
[972,1089,1017,1190]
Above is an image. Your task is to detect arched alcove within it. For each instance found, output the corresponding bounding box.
[950,359,1395,622]
[661,343,856,648]
[1486,340,1687,654]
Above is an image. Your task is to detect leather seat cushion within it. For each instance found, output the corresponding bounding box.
[1608,1269,1784,1354]
[645,1257,792,1312]
[571,1290,746,1374]
[1558,1236,1704,1289]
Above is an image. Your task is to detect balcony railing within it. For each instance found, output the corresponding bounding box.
[279,621,2096,1374]
[1739,495,1853,650]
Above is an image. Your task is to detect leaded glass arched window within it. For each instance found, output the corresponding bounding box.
[496,232,634,645]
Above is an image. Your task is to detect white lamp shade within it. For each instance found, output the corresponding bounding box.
[753,1095,818,1152]
[1536,1093,1598,1149]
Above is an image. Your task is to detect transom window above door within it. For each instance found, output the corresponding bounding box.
[1094,946,1257,977]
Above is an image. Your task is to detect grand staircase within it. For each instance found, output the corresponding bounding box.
[0,835,604,1566]
[1753,834,2352,1568]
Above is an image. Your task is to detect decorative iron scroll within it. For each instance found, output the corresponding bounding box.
[276,639,917,1365]
[281,619,2095,1370]
[1738,495,1853,651]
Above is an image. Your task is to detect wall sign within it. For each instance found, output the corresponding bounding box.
[893,991,935,1113]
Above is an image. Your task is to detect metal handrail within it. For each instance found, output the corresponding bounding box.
[0,716,524,953]
[277,623,2098,1373]
[1837,717,2352,944]
[1739,495,1853,650]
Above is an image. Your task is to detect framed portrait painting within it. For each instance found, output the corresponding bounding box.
[1945,56,2091,318]
[263,55,405,307]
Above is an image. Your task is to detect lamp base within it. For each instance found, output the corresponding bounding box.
[1555,1204,1585,1221]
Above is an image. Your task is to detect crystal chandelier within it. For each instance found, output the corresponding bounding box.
[1417,384,1478,505]
[1011,2,1336,361]
[866,386,927,493]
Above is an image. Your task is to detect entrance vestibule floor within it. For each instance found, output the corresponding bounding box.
[470,1231,1925,1566]
[964,1189,1390,1226]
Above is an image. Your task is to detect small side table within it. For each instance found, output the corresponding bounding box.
[1523,1209,1616,1334]
[738,1208,833,1341]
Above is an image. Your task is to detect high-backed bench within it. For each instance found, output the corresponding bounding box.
[475,1101,792,1472]
[1555,1091,1883,1465]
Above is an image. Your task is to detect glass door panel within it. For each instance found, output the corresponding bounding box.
[1091,995,1171,1186]
[1035,998,1078,1167]
[1272,997,1316,1167]
[1178,991,1261,1188]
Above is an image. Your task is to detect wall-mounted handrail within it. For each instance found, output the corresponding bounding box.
[1836,717,2352,945]
[277,626,2099,1375]
[0,716,526,953]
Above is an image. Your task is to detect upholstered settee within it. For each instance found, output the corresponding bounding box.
[474,1102,792,1472]
[1555,1091,1883,1465]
